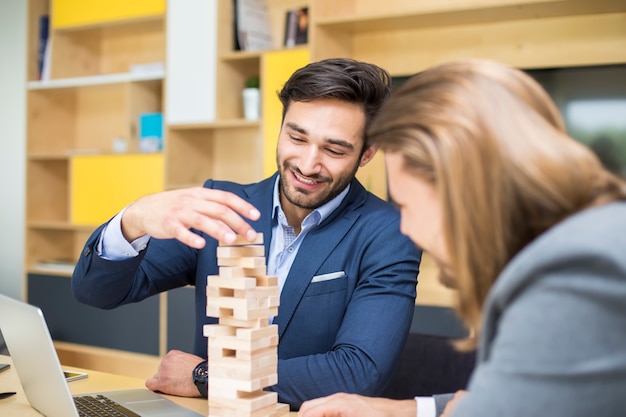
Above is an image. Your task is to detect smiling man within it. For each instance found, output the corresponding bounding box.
[71,58,422,410]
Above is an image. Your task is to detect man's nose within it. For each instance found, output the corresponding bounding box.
[298,146,322,174]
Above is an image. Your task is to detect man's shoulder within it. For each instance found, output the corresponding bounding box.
[202,176,275,195]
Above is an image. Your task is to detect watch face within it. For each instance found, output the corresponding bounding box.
[194,361,208,384]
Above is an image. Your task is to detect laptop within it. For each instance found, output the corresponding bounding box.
[0,293,202,417]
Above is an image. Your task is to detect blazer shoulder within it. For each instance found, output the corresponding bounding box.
[489,201,626,308]
[202,175,276,197]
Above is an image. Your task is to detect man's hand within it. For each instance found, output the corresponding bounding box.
[145,350,204,397]
[121,187,261,248]
[298,393,416,417]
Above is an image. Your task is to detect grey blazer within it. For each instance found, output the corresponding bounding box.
[439,201,626,416]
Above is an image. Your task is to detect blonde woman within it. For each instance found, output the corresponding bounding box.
[298,58,626,417]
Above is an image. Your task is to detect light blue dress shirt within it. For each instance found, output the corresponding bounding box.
[266,176,349,292]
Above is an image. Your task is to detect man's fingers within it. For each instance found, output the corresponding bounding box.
[192,199,259,244]
[171,225,207,249]
[197,189,261,219]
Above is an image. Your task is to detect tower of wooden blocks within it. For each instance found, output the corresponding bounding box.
[204,233,290,417]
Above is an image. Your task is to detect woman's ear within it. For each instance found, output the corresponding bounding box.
[359,145,379,167]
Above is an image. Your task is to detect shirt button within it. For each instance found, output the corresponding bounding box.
[288,247,294,253]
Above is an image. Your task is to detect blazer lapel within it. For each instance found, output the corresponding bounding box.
[243,174,277,256]
[275,179,367,338]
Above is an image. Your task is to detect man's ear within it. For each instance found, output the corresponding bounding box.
[359,145,379,167]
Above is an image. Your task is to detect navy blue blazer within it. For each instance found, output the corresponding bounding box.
[72,173,422,408]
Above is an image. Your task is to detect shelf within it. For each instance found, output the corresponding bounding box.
[314,0,626,33]
[29,263,75,276]
[27,69,165,90]
[27,153,71,161]
[220,45,307,62]
[168,119,260,130]
[53,13,165,32]
[27,221,96,232]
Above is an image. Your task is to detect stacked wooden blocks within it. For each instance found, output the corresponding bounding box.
[204,233,289,417]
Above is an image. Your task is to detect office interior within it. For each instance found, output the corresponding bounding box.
[0,0,625,381]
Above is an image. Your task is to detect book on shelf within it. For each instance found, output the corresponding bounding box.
[284,6,308,48]
[234,0,273,51]
[38,14,50,80]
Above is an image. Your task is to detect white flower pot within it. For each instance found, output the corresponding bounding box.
[242,87,260,121]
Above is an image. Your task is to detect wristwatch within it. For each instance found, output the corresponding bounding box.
[192,360,208,397]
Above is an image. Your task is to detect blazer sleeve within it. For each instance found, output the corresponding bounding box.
[71,221,198,309]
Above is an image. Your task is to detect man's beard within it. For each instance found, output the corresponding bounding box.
[279,160,358,210]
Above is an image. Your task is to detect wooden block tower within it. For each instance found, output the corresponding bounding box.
[204,233,290,417]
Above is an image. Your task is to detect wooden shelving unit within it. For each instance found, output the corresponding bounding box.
[24,0,167,376]
[25,0,165,274]
[23,0,626,372]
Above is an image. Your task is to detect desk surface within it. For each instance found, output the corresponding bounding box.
[0,355,296,416]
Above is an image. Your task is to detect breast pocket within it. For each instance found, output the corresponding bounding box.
[305,271,347,297]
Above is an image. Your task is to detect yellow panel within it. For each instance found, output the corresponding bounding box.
[262,49,310,178]
[52,0,166,28]
[71,154,164,225]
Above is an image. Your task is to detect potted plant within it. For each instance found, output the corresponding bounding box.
[243,76,260,121]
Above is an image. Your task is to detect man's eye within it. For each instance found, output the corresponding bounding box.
[290,135,305,142]
[327,148,345,156]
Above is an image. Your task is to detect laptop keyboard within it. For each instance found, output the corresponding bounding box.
[74,394,141,417]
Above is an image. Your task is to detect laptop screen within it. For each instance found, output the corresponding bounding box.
[0,293,79,416]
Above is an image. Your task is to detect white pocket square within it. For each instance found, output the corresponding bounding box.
[311,271,346,283]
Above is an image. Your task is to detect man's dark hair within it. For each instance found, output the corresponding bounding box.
[277,58,392,147]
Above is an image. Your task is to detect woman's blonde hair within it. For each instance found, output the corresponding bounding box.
[368,59,626,348]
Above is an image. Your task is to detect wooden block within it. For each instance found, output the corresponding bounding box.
[233,286,279,301]
[207,326,276,349]
[203,324,212,338]
[219,233,264,246]
[206,286,233,298]
[218,256,266,268]
[217,245,265,258]
[208,373,278,395]
[207,303,277,321]
[209,352,277,371]
[209,390,277,411]
[207,295,258,311]
[219,266,267,278]
[255,275,278,287]
[273,403,291,417]
[235,325,277,340]
[208,333,274,352]
[235,346,276,362]
[208,361,277,380]
[204,324,236,338]
[206,305,233,318]
[219,316,270,328]
[232,306,278,321]
[207,275,257,290]
[208,346,237,359]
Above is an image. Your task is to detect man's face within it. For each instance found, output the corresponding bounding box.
[276,98,375,212]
